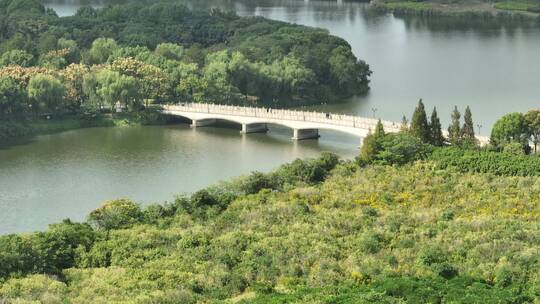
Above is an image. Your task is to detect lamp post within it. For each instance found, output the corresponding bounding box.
[371,107,378,118]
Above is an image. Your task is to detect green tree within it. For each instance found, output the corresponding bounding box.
[82,72,101,110]
[174,64,208,103]
[448,106,461,146]
[5,0,44,15]
[490,112,530,152]
[75,5,97,18]
[57,38,81,64]
[429,107,444,146]
[328,45,370,95]
[31,220,95,274]
[155,43,184,61]
[96,69,139,112]
[524,110,540,153]
[86,38,119,65]
[410,99,430,143]
[87,199,142,230]
[357,120,385,166]
[374,119,385,138]
[109,57,168,106]
[0,77,26,117]
[267,54,316,102]
[27,74,65,115]
[400,115,409,132]
[461,106,476,146]
[0,49,34,67]
[203,51,241,103]
[373,132,431,166]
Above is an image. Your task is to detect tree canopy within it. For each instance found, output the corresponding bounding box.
[0,0,372,117]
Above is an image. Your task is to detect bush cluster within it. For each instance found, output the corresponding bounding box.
[430,147,540,176]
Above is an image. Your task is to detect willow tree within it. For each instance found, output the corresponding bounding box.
[0,76,26,117]
[27,74,65,115]
[95,69,139,112]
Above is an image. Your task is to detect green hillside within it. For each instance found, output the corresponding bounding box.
[1,151,539,303]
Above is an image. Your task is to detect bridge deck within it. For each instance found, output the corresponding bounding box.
[163,103,489,145]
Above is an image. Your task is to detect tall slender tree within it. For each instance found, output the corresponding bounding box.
[429,107,445,146]
[410,99,430,143]
[374,119,385,138]
[358,120,385,166]
[462,106,475,139]
[400,115,409,132]
[448,106,461,146]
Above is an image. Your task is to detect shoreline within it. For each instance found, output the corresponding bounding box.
[369,0,540,22]
[0,111,171,147]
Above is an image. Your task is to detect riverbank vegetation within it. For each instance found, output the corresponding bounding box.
[360,100,540,174]
[0,109,168,143]
[371,0,540,21]
[1,144,540,302]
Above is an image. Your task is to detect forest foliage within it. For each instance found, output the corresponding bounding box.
[0,0,371,122]
[1,151,540,303]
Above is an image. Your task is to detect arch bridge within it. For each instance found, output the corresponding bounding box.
[163,103,489,145]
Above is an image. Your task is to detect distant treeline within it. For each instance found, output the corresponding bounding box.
[370,0,540,23]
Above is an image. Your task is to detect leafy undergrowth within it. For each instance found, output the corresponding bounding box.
[0,157,539,303]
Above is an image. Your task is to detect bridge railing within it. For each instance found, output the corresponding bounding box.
[163,103,402,133]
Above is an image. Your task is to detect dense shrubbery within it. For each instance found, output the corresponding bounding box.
[0,220,95,279]
[430,147,540,176]
[359,132,432,166]
[0,153,341,278]
[357,120,432,166]
[2,156,540,302]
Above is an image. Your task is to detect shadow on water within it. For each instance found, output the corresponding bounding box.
[0,137,38,150]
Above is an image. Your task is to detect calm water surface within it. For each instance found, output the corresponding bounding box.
[4,0,539,233]
[0,125,357,233]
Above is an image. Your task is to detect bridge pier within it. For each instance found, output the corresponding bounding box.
[292,128,320,140]
[241,123,268,134]
[190,119,216,128]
